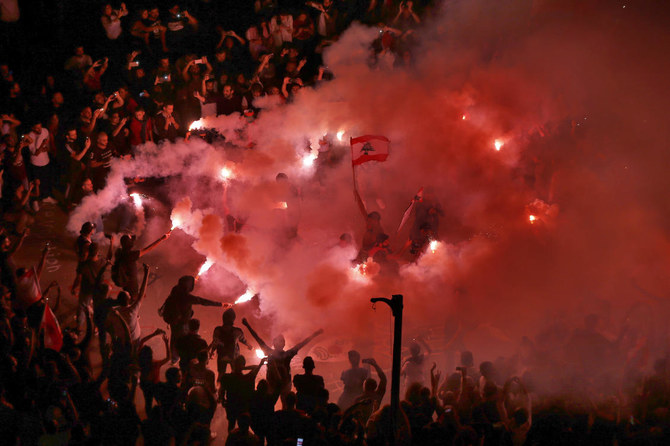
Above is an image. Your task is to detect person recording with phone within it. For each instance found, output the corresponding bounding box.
[153,103,180,143]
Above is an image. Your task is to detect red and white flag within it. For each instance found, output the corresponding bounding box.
[41,304,63,352]
[351,135,390,166]
[15,267,42,309]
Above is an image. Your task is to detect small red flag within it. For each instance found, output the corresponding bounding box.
[41,304,63,352]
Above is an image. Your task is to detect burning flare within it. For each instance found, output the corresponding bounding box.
[275,201,288,210]
[301,151,318,168]
[130,193,143,209]
[196,259,214,278]
[170,216,182,231]
[529,214,537,224]
[256,349,266,359]
[336,130,345,141]
[219,166,233,182]
[235,288,256,304]
[429,240,439,253]
[494,139,504,151]
[189,119,205,131]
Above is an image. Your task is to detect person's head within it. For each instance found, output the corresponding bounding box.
[109,111,121,126]
[222,307,236,325]
[96,132,108,149]
[479,361,495,380]
[348,350,361,367]
[103,4,113,16]
[409,341,421,356]
[117,290,131,306]
[9,81,20,96]
[80,106,92,120]
[283,391,297,410]
[158,57,170,70]
[257,379,269,393]
[196,349,208,365]
[134,107,146,121]
[93,91,106,106]
[52,91,64,106]
[139,8,149,20]
[149,7,160,20]
[366,211,381,229]
[237,412,251,431]
[168,4,180,16]
[65,127,77,143]
[178,275,195,292]
[188,318,200,334]
[250,82,263,98]
[303,356,315,372]
[165,366,182,385]
[82,178,93,193]
[74,46,84,57]
[364,377,378,393]
[31,122,43,135]
[273,334,285,351]
[461,350,474,368]
[232,355,246,372]
[215,48,227,61]
[80,221,96,236]
[162,103,174,115]
[120,234,135,250]
[222,84,234,99]
[138,345,154,368]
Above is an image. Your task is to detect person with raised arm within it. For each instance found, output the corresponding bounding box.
[242,317,323,403]
[112,231,170,298]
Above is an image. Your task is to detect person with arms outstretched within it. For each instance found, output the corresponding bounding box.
[242,317,323,403]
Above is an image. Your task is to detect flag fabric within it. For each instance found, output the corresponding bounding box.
[15,267,42,309]
[397,187,424,233]
[351,135,390,166]
[42,303,63,352]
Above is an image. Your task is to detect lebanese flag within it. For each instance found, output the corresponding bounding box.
[351,135,390,166]
[41,304,63,352]
[15,267,42,309]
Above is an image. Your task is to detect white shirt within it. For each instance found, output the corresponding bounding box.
[28,128,50,167]
[101,14,123,40]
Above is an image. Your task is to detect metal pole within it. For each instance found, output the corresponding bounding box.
[371,294,403,446]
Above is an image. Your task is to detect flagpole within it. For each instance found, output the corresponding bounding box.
[351,137,367,217]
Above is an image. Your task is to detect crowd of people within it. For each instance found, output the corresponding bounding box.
[1,0,670,445]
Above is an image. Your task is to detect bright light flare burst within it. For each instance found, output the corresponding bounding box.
[196,259,214,278]
[275,201,288,210]
[351,263,369,282]
[529,215,537,224]
[302,151,318,168]
[219,166,233,181]
[256,349,265,359]
[494,139,504,151]
[429,240,439,253]
[170,216,182,231]
[336,130,345,141]
[189,119,205,131]
[235,288,255,304]
[130,193,143,209]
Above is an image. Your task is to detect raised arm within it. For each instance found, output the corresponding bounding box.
[291,328,324,353]
[241,318,271,353]
[131,263,150,310]
[248,357,267,380]
[139,231,170,257]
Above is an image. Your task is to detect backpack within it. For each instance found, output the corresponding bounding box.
[158,295,179,325]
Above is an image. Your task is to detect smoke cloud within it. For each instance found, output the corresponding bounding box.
[68,0,670,393]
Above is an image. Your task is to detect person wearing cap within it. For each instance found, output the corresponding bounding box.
[75,222,96,267]
[292,356,325,415]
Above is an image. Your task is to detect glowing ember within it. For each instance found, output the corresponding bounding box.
[189,119,205,131]
[275,201,288,210]
[336,130,345,141]
[256,349,265,359]
[196,259,214,278]
[529,215,537,223]
[494,139,504,151]
[219,166,233,181]
[461,115,467,120]
[429,240,439,253]
[170,216,182,231]
[130,193,143,209]
[351,263,369,281]
[235,288,255,304]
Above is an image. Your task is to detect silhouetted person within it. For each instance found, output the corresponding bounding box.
[174,318,208,372]
[160,275,224,358]
[112,232,170,297]
[249,379,277,446]
[242,317,323,403]
[221,355,266,432]
[349,357,387,425]
[293,356,325,415]
[209,307,252,381]
[338,350,369,410]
